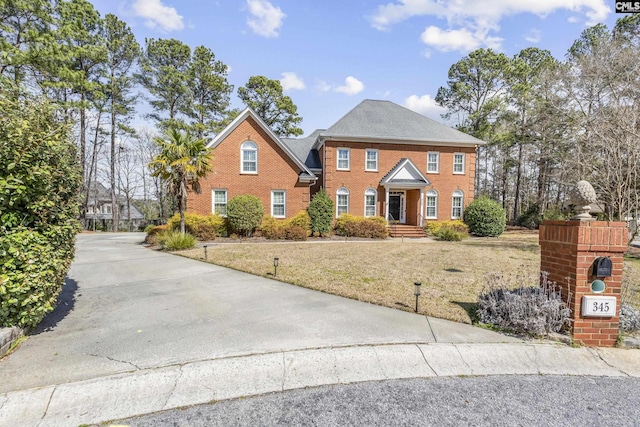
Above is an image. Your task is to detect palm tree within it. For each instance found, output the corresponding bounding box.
[149,128,212,234]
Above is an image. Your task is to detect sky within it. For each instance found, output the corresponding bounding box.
[89,0,621,136]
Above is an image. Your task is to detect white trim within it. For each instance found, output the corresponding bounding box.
[271,190,286,218]
[336,187,349,217]
[337,147,350,171]
[452,189,464,219]
[212,189,228,216]
[427,151,439,173]
[240,141,258,174]
[315,135,484,149]
[365,149,378,172]
[388,190,406,224]
[453,152,465,175]
[364,188,377,217]
[426,189,438,219]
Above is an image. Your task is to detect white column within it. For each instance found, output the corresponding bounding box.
[419,188,424,227]
[385,187,390,221]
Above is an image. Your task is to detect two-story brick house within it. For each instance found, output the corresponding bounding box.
[187,99,484,234]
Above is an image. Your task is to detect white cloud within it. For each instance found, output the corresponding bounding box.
[316,80,332,92]
[403,94,446,119]
[524,28,541,43]
[369,0,611,52]
[280,72,305,91]
[246,0,286,38]
[132,0,184,32]
[335,76,365,95]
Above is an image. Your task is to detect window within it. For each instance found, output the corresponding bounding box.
[337,148,350,170]
[427,152,439,173]
[336,187,349,216]
[426,190,438,219]
[452,190,464,219]
[271,190,286,218]
[365,149,378,171]
[364,188,377,217]
[103,204,112,214]
[453,153,465,174]
[213,189,227,216]
[241,141,257,173]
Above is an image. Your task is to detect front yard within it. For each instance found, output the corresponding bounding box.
[178,232,640,324]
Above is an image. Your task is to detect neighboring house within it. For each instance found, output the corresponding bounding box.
[85,181,146,231]
[188,99,485,232]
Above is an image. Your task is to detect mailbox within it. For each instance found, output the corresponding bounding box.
[592,257,612,278]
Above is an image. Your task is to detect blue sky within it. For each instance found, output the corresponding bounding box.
[90,0,619,136]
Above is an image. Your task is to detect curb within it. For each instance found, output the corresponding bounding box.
[0,326,25,357]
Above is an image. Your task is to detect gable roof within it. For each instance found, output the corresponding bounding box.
[319,99,484,147]
[379,158,431,188]
[207,107,316,179]
[281,129,324,170]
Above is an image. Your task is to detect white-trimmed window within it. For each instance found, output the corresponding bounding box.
[426,190,438,219]
[213,189,228,216]
[336,187,350,216]
[103,204,112,214]
[452,190,464,219]
[453,153,465,174]
[427,152,439,173]
[241,141,258,173]
[271,190,286,218]
[364,188,377,217]
[337,148,350,170]
[365,149,378,171]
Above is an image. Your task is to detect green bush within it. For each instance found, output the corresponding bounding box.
[433,227,468,241]
[308,189,334,236]
[259,211,311,241]
[287,210,311,234]
[335,214,388,239]
[226,195,264,237]
[542,208,567,221]
[464,196,506,237]
[160,231,197,251]
[167,212,226,240]
[424,220,468,236]
[516,205,541,229]
[259,216,285,239]
[144,224,156,233]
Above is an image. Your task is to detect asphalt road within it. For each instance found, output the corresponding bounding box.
[116,375,640,426]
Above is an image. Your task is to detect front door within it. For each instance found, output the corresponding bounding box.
[388,191,406,223]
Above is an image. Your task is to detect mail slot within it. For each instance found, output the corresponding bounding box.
[592,257,612,278]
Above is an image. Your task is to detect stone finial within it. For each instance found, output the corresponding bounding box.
[570,180,597,220]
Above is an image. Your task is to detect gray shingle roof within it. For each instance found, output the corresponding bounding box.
[322,99,484,145]
[282,129,324,170]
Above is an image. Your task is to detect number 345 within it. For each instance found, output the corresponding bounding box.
[593,302,610,312]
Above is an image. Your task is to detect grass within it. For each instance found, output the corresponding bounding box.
[178,232,640,324]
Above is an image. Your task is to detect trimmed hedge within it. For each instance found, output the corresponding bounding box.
[167,212,226,240]
[424,220,468,236]
[227,195,264,237]
[308,189,334,236]
[464,196,506,237]
[260,211,311,241]
[335,214,388,239]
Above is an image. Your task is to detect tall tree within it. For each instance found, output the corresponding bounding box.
[103,13,140,231]
[237,75,303,137]
[137,38,191,130]
[187,45,233,139]
[149,128,212,234]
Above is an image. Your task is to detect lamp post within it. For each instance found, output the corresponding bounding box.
[414,281,421,313]
[274,257,279,277]
[203,245,208,261]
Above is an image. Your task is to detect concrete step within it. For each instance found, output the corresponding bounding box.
[388,225,427,238]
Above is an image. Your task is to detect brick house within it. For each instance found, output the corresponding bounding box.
[188,99,484,233]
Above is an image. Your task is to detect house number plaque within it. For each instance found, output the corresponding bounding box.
[581,296,617,317]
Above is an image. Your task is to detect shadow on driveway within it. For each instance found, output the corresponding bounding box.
[31,277,78,335]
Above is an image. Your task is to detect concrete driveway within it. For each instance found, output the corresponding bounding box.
[2,232,476,393]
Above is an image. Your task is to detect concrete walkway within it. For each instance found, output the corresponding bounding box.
[0,233,639,426]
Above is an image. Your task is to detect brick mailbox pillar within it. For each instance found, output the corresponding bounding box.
[539,220,628,347]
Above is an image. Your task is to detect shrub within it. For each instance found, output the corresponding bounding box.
[335,214,388,239]
[144,224,168,244]
[259,216,285,240]
[464,196,506,237]
[424,220,468,236]
[433,227,468,241]
[476,272,571,336]
[160,231,197,251]
[226,195,264,237]
[308,189,334,236]
[259,212,311,241]
[283,225,308,241]
[167,212,226,240]
[542,209,567,221]
[287,210,311,235]
[516,204,541,229]
[620,303,640,333]
[144,224,156,233]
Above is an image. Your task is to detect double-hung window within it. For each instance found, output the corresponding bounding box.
[336,187,349,216]
[426,190,438,219]
[453,153,465,174]
[427,152,439,173]
[452,190,463,219]
[241,141,258,173]
[271,190,286,218]
[213,189,228,216]
[365,149,378,171]
[364,188,377,217]
[337,148,350,170]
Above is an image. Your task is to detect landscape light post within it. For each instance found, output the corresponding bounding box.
[274,257,279,277]
[203,245,208,260]
[414,281,421,313]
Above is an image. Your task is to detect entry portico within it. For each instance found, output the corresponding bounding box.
[380,158,431,227]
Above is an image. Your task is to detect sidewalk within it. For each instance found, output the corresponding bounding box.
[1,340,639,427]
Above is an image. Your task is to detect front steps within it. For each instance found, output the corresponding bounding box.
[387,224,427,238]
